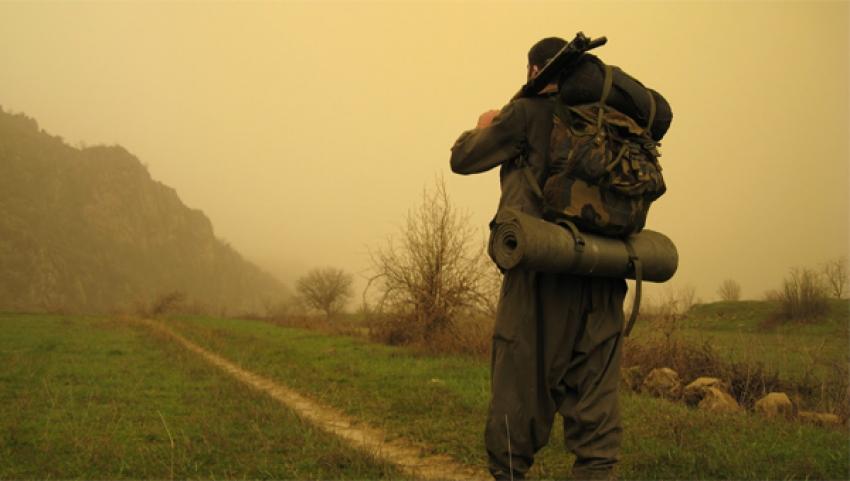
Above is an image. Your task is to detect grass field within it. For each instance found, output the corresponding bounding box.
[628,300,849,382]
[2,308,847,480]
[0,313,400,479]
[164,314,849,480]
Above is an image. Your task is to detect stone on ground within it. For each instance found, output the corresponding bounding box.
[683,377,729,406]
[641,367,682,399]
[621,366,644,392]
[798,411,841,426]
[754,392,795,418]
[697,386,743,413]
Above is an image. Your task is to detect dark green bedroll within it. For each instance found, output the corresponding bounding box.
[489,207,677,282]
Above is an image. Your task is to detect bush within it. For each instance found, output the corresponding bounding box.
[822,257,848,299]
[366,178,497,347]
[717,279,741,301]
[135,291,187,318]
[629,284,698,343]
[367,311,492,357]
[769,267,829,322]
[623,335,783,409]
[295,267,354,319]
[624,301,848,416]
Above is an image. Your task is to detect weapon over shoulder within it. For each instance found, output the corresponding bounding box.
[512,32,607,101]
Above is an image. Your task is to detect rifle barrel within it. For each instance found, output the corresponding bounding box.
[587,37,607,49]
[511,34,607,101]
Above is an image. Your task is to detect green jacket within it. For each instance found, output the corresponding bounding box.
[450,95,556,218]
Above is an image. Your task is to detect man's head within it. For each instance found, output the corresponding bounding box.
[527,37,567,80]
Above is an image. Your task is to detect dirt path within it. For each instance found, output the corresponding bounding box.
[141,319,489,481]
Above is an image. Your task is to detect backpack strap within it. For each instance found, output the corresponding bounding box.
[596,64,614,131]
[644,89,657,138]
[623,239,642,337]
[522,166,544,199]
[555,218,586,253]
[524,96,568,201]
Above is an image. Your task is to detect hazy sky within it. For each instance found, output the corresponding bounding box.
[1,1,847,302]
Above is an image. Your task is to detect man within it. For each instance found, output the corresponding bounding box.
[450,37,627,480]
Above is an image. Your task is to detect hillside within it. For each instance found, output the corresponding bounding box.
[0,107,285,314]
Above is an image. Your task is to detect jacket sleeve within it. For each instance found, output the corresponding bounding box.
[449,101,527,175]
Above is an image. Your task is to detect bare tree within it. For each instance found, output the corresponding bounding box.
[774,267,829,322]
[138,290,187,318]
[296,267,353,319]
[676,284,698,314]
[822,257,848,299]
[717,279,741,301]
[478,262,504,320]
[367,178,496,342]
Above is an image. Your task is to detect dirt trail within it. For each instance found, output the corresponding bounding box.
[141,319,489,481]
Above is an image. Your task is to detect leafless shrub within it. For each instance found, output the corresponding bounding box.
[366,310,422,346]
[822,360,850,422]
[769,267,829,322]
[366,178,496,347]
[780,337,850,420]
[416,315,492,357]
[296,267,354,319]
[717,279,741,301]
[677,284,698,314]
[478,263,504,320]
[644,296,682,343]
[630,285,698,342]
[136,290,187,318]
[268,313,366,338]
[623,336,783,408]
[822,257,848,299]
[624,322,848,415]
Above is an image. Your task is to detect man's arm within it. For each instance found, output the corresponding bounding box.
[450,100,527,175]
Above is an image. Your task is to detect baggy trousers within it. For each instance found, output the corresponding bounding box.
[485,269,627,480]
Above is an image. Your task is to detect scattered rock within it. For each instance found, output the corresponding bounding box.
[697,386,743,413]
[683,377,728,406]
[798,411,841,427]
[621,366,644,392]
[642,367,682,399]
[754,392,795,419]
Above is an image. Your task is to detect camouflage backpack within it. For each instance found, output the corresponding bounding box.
[528,64,667,238]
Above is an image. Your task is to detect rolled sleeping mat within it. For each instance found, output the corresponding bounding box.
[559,54,673,141]
[489,208,677,282]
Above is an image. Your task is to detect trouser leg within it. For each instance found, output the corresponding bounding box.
[558,278,626,479]
[485,271,589,479]
[485,269,546,479]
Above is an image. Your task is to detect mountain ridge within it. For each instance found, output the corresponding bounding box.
[0,106,286,315]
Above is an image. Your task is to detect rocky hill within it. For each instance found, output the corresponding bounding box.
[0,107,285,314]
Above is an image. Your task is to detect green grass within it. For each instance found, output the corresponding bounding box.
[166,315,849,480]
[0,313,401,479]
[629,300,849,381]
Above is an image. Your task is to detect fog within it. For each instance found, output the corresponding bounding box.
[1,1,847,302]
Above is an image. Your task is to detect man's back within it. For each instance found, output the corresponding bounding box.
[448,36,627,480]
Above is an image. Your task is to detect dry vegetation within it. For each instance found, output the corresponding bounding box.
[362,178,498,354]
[765,266,832,322]
[224,181,849,422]
[621,279,849,420]
[622,322,784,409]
[716,279,741,301]
[295,267,353,319]
[822,257,847,299]
[134,290,187,318]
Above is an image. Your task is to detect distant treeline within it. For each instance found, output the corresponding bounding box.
[0,107,285,315]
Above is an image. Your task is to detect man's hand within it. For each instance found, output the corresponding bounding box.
[476,109,500,129]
